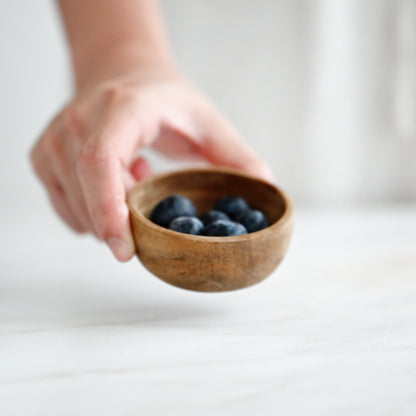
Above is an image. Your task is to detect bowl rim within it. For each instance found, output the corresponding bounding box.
[127,167,295,243]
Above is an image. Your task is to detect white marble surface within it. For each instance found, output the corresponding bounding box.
[1,207,416,416]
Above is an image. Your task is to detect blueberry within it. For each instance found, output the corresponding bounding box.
[203,219,247,237]
[215,196,250,220]
[199,210,230,227]
[237,209,269,233]
[169,216,204,235]
[150,195,197,228]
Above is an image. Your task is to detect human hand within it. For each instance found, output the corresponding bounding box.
[30,70,273,261]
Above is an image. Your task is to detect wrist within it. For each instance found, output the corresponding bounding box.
[72,40,177,92]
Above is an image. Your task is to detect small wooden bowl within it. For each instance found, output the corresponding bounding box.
[127,168,295,292]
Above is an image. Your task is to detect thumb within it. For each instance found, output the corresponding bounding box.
[199,111,274,182]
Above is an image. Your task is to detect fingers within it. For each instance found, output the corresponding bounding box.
[77,146,133,261]
[47,129,95,234]
[31,78,273,267]
[32,118,94,234]
[32,95,156,262]
[30,148,87,233]
[151,123,204,161]
[48,184,87,233]
[200,110,275,182]
[76,106,150,262]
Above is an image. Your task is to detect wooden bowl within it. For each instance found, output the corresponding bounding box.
[127,168,295,292]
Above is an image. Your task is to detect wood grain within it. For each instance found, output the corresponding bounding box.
[127,168,295,292]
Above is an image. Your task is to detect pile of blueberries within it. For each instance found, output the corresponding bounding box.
[150,194,269,236]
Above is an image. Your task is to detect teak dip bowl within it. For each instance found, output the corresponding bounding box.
[127,168,295,292]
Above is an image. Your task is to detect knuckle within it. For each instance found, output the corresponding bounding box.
[77,139,110,174]
[94,203,125,241]
[98,227,112,241]
[97,222,118,241]
[41,130,62,157]
[101,84,135,105]
[29,137,58,180]
[61,105,85,136]
[73,227,88,235]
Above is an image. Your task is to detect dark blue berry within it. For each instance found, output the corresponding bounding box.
[237,209,269,233]
[203,219,247,237]
[215,196,250,220]
[150,195,197,228]
[199,210,230,227]
[169,216,204,235]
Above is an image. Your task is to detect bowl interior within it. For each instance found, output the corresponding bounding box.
[129,169,287,228]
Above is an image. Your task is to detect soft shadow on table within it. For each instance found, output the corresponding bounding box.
[0,277,227,334]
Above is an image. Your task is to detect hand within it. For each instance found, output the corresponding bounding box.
[30,70,273,261]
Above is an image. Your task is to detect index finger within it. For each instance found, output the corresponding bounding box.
[76,107,151,261]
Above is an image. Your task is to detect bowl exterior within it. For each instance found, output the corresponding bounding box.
[130,214,294,292]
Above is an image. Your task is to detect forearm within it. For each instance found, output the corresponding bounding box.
[56,0,175,90]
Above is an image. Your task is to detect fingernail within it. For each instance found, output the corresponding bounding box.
[107,237,134,262]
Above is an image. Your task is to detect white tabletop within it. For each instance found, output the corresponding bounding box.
[1,206,416,416]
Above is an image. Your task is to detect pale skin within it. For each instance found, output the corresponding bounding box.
[30,0,273,262]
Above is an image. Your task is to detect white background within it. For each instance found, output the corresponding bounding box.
[1,0,415,221]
